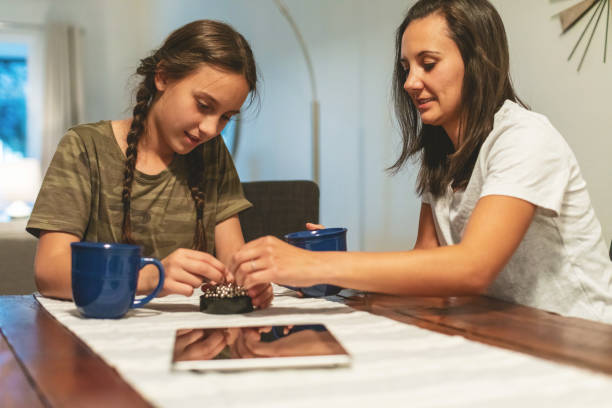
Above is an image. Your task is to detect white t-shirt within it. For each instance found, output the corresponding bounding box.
[423,100,612,322]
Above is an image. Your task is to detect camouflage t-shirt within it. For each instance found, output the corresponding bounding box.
[27,121,252,259]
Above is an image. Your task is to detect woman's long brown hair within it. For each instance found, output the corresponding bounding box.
[121,20,258,251]
[390,0,527,197]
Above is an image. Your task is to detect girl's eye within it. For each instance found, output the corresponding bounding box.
[423,62,435,71]
[197,101,210,110]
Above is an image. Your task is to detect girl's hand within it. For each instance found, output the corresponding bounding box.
[172,329,227,361]
[140,248,228,297]
[247,283,274,309]
[229,236,322,290]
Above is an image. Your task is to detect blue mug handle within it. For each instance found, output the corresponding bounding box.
[132,257,165,308]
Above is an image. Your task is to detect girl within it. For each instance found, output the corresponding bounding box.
[28,20,273,309]
[229,0,612,322]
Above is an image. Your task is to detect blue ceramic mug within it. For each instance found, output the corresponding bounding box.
[283,227,347,297]
[71,242,165,319]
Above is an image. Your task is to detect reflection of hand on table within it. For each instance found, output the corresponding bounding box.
[172,329,227,361]
[230,327,344,358]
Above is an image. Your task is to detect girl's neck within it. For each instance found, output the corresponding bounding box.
[137,112,175,172]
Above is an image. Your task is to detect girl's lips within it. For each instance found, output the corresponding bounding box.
[184,131,201,145]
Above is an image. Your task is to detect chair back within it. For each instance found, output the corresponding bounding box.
[239,180,319,242]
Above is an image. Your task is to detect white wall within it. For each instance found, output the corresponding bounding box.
[147,0,420,251]
[492,0,612,245]
[1,0,610,248]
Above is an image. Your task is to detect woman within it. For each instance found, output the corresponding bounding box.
[27,20,273,309]
[229,0,612,321]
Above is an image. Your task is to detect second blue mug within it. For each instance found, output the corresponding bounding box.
[71,242,165,319]
[283,227,347,297]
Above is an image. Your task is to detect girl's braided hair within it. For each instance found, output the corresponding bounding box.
[121,20,258,251]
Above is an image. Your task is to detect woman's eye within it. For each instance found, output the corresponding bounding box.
[197,101,210,110]
[423,62,435,71]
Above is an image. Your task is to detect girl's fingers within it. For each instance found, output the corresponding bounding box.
[183,249,227,272]
[163,279,195,297]
[183,330,225,360]
[250,284,273,308]
[179,258,225,283]
[174,329,205,351]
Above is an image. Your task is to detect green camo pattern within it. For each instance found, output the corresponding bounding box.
[27,121,251,258]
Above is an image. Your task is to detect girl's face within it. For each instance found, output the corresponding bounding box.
[400,13,465,143]
[152,64,249,156]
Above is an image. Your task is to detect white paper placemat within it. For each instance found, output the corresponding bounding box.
[37,287,612,407]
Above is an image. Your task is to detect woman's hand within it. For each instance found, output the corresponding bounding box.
[229,236,322,290]
[231,327,344,358]
[139,248,228,297]
[305,222,325,230]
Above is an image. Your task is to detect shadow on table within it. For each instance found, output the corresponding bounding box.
[67,307,164,318]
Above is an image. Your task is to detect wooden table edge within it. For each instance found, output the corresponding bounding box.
[0,294,153,408]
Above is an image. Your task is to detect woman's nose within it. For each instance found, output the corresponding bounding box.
[403,70,423,94]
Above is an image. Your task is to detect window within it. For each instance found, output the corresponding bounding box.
[0,26,44,220]
[0,43,28,160]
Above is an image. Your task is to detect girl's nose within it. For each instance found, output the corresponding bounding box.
[198,116,220,140]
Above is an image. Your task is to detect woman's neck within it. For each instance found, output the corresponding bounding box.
[443,117,461,151]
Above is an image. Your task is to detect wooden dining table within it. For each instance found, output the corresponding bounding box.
[2,292,612,407]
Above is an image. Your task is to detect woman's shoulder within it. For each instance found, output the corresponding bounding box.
[485,100,570,154]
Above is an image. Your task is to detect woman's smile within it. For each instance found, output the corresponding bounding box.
[416,96,436,111]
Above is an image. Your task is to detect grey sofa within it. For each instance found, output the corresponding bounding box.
[0,219,38,294]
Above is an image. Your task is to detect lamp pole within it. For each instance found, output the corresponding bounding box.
[273,0,320,186]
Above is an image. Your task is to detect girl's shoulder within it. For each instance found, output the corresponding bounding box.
[66,120,114,144]
[57,121,124,165]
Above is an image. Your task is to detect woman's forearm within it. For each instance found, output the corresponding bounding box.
[321,245,493,296]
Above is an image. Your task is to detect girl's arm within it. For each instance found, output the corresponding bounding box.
[230,195,535,296]
[215,215,273,308]
[34,231,80,299]
[214,215,245,266]
[35,229,230,300]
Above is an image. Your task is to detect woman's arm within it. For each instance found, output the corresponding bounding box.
[413,203,440,250]
[231,195,535,296]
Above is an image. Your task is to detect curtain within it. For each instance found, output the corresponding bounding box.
[42,24,84,172]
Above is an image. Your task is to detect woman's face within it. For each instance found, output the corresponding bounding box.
[152,64,249,156]
[401,13,465,141]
